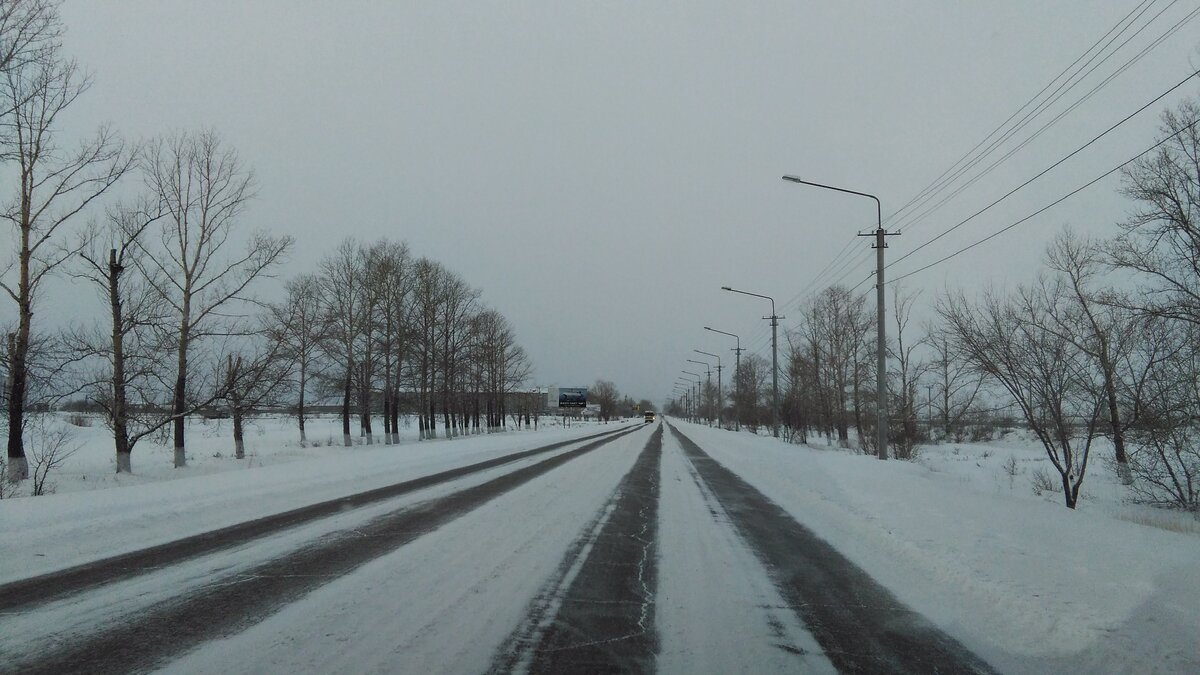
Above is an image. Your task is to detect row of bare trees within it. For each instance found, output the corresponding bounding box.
[2,1,535,482]
[292,237,534,451]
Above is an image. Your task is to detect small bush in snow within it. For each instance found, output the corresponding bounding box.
[29,420,79,497]
[1030,468,1062,497]
[1002,455,1021,489]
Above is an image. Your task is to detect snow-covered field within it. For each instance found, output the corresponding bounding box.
[2,414,1197,673]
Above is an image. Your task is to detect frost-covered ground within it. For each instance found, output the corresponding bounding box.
[2,414,1197,673]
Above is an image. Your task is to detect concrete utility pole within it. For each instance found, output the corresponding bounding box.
[686,359,712,425]
[695,349,722,429]
[782,175,897,459]
[705,326,742,431]
[722,287,782,437]
[677,377,694,422]
[683,370,703,424]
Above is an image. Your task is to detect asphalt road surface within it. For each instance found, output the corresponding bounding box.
[3,420,996,674]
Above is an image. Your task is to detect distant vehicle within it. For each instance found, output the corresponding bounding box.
[644,411,656,423]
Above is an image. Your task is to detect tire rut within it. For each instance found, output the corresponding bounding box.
[667,422,996,675]
[493,423,663,675]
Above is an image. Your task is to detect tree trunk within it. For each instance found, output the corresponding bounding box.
[172,303,190,468]
[341,365,353,447]
[232,402,245,459]
[297,359,307,445]
[6,330,29,481]
[390,385,400,444]
[7,188,34,482]
[109,250,133,473]
[360,360,373,445]
[1103,362,1133,485]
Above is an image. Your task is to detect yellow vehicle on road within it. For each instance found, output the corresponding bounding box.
[644,411,656,423]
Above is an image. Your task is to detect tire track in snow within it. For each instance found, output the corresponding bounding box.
[493,423,663,675]
[667,421,997,675]
[0,425,630,614]
[8,425,646,675]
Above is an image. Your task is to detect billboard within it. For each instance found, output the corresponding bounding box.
[558,387,588,408]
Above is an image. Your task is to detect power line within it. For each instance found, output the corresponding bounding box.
[891,2,1200,240]
[888,116,1200,285]
[887,65,1200,271]
[884,0,1165,228]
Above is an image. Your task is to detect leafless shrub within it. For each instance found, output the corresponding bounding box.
[1030,468,1062,497]
[28,418,79,496]
[1002,455,1021,489]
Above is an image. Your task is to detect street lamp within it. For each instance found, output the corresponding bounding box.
[722,286,782,437]
[683,370,703,424]
[782,175,895,460]
[686,359,713,425]
[695,350,722,428]
[676,378,695,421]
[704,326,743,431]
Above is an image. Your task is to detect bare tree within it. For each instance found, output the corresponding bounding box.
[71,201,174,472]
[139,130,292,467]
[26,412,75,495]
[1122,318,1200,510]
[269,274,327,445]
[1110,98,1200,326]
[436,269,479,438]
[886,285,927,459]
[368,240,412,444]
[923,322,984,443]
[317,238,366,447]
[1,18,133,480]
[219,329,294,460]
[1043,228,1141,484]
[799,286,871,447]
[0,2,60,85]
[733,354,769,432]
[938,285,1106,509]
[591,379,619,422]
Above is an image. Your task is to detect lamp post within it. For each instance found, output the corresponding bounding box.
[695,349,722,428]
[686,359,712,425]
[722,286,782,437]
[705,326,742,431]
[683,370,703,424]
[676,378,695,422]
[782,175,895,460]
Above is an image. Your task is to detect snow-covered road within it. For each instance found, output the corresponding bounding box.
[3,417,1195,673]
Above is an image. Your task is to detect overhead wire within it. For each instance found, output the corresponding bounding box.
[886,65,1200,272]
[887,115,1200,285]
[764,0,1182,338]
[890,2,1200,240]
[717,0,1195,362]
[883,0,1164,228]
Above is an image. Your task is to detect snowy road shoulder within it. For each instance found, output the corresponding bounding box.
[671,419,1200,674]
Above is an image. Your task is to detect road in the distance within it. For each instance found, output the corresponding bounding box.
[4,420,995,674]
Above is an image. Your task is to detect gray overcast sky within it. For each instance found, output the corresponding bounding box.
[54,1,1200,404]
